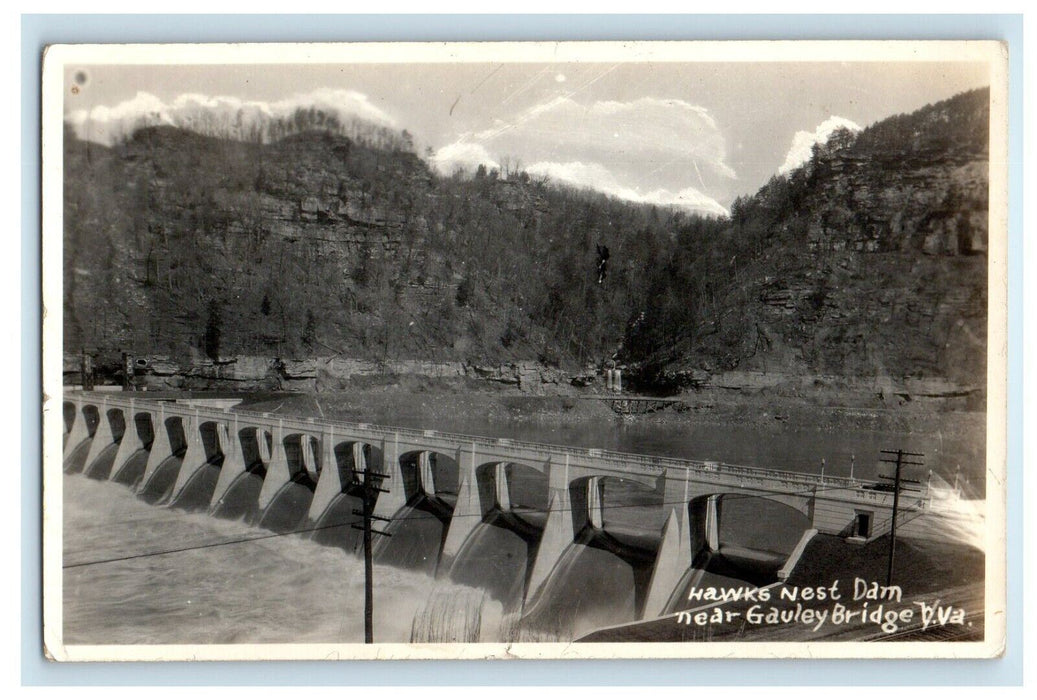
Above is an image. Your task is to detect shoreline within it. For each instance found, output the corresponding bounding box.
[226,379,985,437]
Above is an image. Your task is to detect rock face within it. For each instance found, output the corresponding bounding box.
[82,353,588,394]
[280,359,318,379]
[62,127,435,367]
[630,88,991,392]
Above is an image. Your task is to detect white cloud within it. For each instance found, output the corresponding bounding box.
[433,95,735,215]
[471,96,735,183]
[67,88,398,146]
[268,88,398,128]
[526,160,728,217]
[66,91,175,143]
[429,142,499,175]
[641,187,730,218]
[777,116,862,175]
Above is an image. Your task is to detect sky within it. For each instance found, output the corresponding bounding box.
[63,60,991,216]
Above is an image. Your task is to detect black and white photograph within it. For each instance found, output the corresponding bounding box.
[42,40,1007,660]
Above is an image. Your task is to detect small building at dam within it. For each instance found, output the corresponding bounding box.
[59,392,972,640]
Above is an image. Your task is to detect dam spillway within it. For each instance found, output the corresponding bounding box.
[59,391,951,639]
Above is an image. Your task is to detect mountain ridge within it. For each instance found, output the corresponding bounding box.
[62,87,990,394]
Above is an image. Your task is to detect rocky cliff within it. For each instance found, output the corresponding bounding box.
[625,88,990,394]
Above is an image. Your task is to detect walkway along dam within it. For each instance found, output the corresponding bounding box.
[61,392,973,639]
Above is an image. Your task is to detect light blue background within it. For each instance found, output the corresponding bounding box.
[22,13,1024,686]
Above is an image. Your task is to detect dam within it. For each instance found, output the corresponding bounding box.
[60,392,965,639]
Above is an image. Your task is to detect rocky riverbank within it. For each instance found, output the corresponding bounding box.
[70,351,985,416]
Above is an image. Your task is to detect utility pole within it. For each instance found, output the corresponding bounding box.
[351,468,391,643]
[878,449,924,588]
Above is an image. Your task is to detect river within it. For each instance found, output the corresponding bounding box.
[63,473,503,645]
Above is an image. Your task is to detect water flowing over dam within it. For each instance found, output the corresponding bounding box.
[61,392,970,642]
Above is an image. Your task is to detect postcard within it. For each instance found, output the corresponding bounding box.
[42,40,1008,661]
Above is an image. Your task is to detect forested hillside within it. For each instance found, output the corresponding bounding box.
[626,88,990,389]
[63,88,989,391]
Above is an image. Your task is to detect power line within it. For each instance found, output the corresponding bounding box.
[63,519,360,569]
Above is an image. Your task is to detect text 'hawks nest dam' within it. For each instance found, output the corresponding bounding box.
[61,392,975,640]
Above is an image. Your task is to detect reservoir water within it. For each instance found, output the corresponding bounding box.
[305,399,986,494]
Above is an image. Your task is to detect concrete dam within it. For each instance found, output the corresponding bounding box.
[61,392,950,640]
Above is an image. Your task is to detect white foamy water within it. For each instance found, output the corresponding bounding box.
[63,474,502,645]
